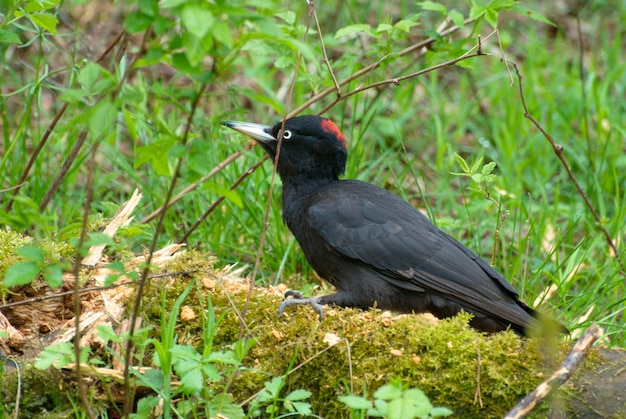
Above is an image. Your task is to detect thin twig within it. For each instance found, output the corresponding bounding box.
[39,130,88,211]
[140,150,246,225]
[0,271,198,310]
[576,15,591,156]
[313,8,341,97]
[474,345,483,407]
[319,36,492,115]
[289,20,470,117]
[508,60,622,267]
[520,194,533,297]
[178,157,268,244]
[122,82,209,416]
[0,182,25,193]
[504,324,603,419]
[72,140,98,419]
[238,0,316,340]
[494,29,514,86]
[8,359,21,419]
[6,30,126,212]
[38,30,138,212]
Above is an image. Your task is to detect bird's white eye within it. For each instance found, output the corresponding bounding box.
[282,130,292,140]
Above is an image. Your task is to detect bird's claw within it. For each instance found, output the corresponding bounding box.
[278,290,324,320]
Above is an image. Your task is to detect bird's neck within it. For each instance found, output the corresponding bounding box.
[281,175,337,222]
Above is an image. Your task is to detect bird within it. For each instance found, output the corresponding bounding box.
[222,115,568,336]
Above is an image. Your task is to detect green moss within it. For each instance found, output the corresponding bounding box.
[0,230,75,274]
[0,231,35,276]
[1,363,108,418]
[0,246,586,417]
[199,281,571,418]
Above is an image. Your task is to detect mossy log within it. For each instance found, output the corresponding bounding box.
[169,266,626,419]
[2,251,625,418]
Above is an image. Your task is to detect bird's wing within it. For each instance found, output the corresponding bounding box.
[306,180,526,318]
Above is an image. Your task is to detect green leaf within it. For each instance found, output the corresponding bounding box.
[290,401,312,415]
[135,139,176,176]
[275,11,296,25]
[484,8,498,27]
[404,388,432,415]
[482,161,496,175]
[89,99,117,139]
[136,396,161,416]
[4,262,40,287]
[160,0,186,7]
[138,0,158,17]
[339,395,373,410]
[373,384,402,400]
[30,13,58,33]
[104,260,126,286]
[34,342,85,369]
[201,363,221,381]
[453,153,471,173]
[417,1,447,13]
[77,62,102,92]
[96,325,122,343]
[512,4,555,26]
[134,368,164,390]
[470,156,484,174]
[206,350,239,365]
[179,364,204,394]
[181,4,215,38]
[285,389,311,401]
[376,23,393,33]
[490,0,518,9]
[469,1,486,21]
[394,19,419,33]
[85,232,116,248]
[274,55,292,69]
[17,245,45,263]
[448,10,466,27]
[263,376,284,397]
[0,29,21,44]
[373,399,389,416]
[387,397,413,419]
[104,257,125,271]
[335,24,372,39]
[204,185,243,208]
[471,173,484,183]
[24,0,56,13]
[43,264,63,288]
[124,12,153,33]
[211,20,233,48]
[181,30,213,67]
[207,393,245,419]
[431,406,454,417]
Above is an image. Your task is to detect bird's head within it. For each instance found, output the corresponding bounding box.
[222,115,348,182]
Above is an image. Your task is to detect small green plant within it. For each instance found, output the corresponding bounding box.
[248,376,314,418]
[34,341,90,370]
[339,380,452,419]
[451,153,497,199]
[134,284,253,418]
[3,245,64,288]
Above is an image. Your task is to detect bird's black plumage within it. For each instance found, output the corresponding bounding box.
[223,115,567,336]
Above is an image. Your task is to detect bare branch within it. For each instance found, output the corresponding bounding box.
[509,60,622,268]
[140,150,247,225]
[504,324,603,419]
[313,8,341,97]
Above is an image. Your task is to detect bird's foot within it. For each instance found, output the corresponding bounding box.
[278,290,324,320]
